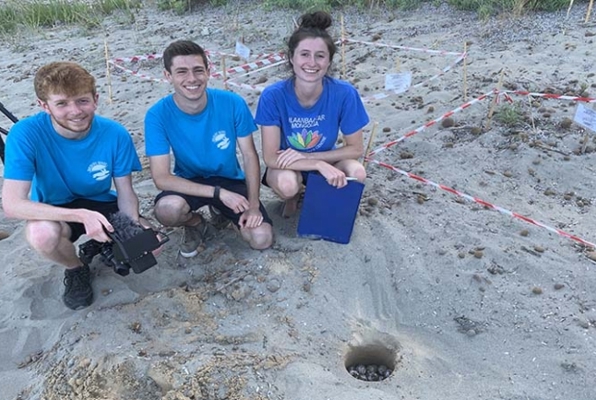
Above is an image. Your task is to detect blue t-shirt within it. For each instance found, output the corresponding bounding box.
[254,76,369,152]
[144,89,257,180]
[3,112,142,205]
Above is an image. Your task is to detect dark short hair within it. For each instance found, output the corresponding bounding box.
[287,11,336,74]
[34,62,96,101]
[163,40,209,73]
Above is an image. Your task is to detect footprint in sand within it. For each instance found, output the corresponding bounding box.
[22,275,66,320]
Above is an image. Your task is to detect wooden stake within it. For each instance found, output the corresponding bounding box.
[566,0,575,19]
[527,93,536,133]
[363,121,379,169]
[222,55,229,91]
[586,0,594,23]
[581,132,590,154]
[103,37,113,104]
[341,14,346,80]
[463,42,468,102]
[484,69,505,130]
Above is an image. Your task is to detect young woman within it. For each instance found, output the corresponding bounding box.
[255,11,369,217]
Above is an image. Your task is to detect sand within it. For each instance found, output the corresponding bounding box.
[1,1,596,399]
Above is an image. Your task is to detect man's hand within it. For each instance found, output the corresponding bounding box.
[317,162,348,188]
[81,210,113,242]
[276,148,306,169]
[239,207,264,229]
[138,216,164,257]
[219,188,250,214]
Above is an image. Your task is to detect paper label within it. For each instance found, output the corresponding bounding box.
[573,103,596,132]
[384,72,412,94]
[235,41,251,59]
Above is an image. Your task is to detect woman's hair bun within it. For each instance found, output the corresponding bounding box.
[298,11,332,30]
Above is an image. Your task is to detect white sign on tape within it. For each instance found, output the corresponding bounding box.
[384,72,412,94]
[573,103,596,132]
[235,41,251,60]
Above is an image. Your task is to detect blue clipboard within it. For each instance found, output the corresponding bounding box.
[297,172,365,244]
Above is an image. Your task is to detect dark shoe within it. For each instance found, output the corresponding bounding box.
[62,264,93,310]
[179,222,206,258]
[209,205,230,230]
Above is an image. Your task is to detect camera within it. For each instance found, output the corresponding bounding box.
[78,213,169,276]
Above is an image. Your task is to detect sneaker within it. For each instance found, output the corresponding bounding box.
[209,205,230,230]
[179,223,206,258]
[63,264,93,310]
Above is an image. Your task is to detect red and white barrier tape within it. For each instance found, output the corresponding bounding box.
[108,39,465,97]
[502,90,596,103]
[342,38,465,56]
[367,89,495,158]
[365,88,596,248]
[368,89,596,158]
[110,49,276,64]
[225,59,288,92]
[108,51,285,83]
[340,39,467,102]
[366,158,596,249]
[109,61,168,83]
[211,53,285,79]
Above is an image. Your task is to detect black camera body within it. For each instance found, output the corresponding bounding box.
[78,213,168,276]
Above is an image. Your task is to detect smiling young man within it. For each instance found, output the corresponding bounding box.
[2,62,143,310]
[144,40,273,256]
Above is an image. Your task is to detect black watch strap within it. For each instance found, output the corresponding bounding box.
[213,185,221,200]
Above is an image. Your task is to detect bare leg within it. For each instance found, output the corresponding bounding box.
[154,195,206,257]
[265,169,303,217]
[333,159,367,183]
[25,220,81,268]
[26,220,95,310]
[154,195,203,227]
[240,222,274,250]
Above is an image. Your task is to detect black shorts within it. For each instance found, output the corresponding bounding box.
[56,199,119,242]
[154,176,272,227]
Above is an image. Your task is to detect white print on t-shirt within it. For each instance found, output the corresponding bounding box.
[87,162,110,181]
[212,130,231,150]
[288,114,326,129]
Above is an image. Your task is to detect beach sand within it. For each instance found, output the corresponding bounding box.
[1,2,596,399]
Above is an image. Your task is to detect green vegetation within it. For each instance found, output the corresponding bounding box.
[494,104,525,127]
[447,0,586,18]
[0,0,140,35]
[0,0,590,35]
[156,0,590,14]
[448,0,582,13]
[157,0,226,14]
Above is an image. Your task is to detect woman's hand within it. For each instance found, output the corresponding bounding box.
[317,162,348,188]
[276,148,306,169]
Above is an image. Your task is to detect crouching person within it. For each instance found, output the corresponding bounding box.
[1,61,148,310]
[144,40,273,256]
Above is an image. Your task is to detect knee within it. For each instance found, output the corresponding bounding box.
[352,164,367,183]
[248,224,274,250]
[25,221,63,253]
[154,196,189,226]
[273,172,301,199]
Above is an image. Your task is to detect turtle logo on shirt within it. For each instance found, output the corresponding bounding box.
[212,130,231,150]
[87,162,110,181]
[289,128,322,150]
